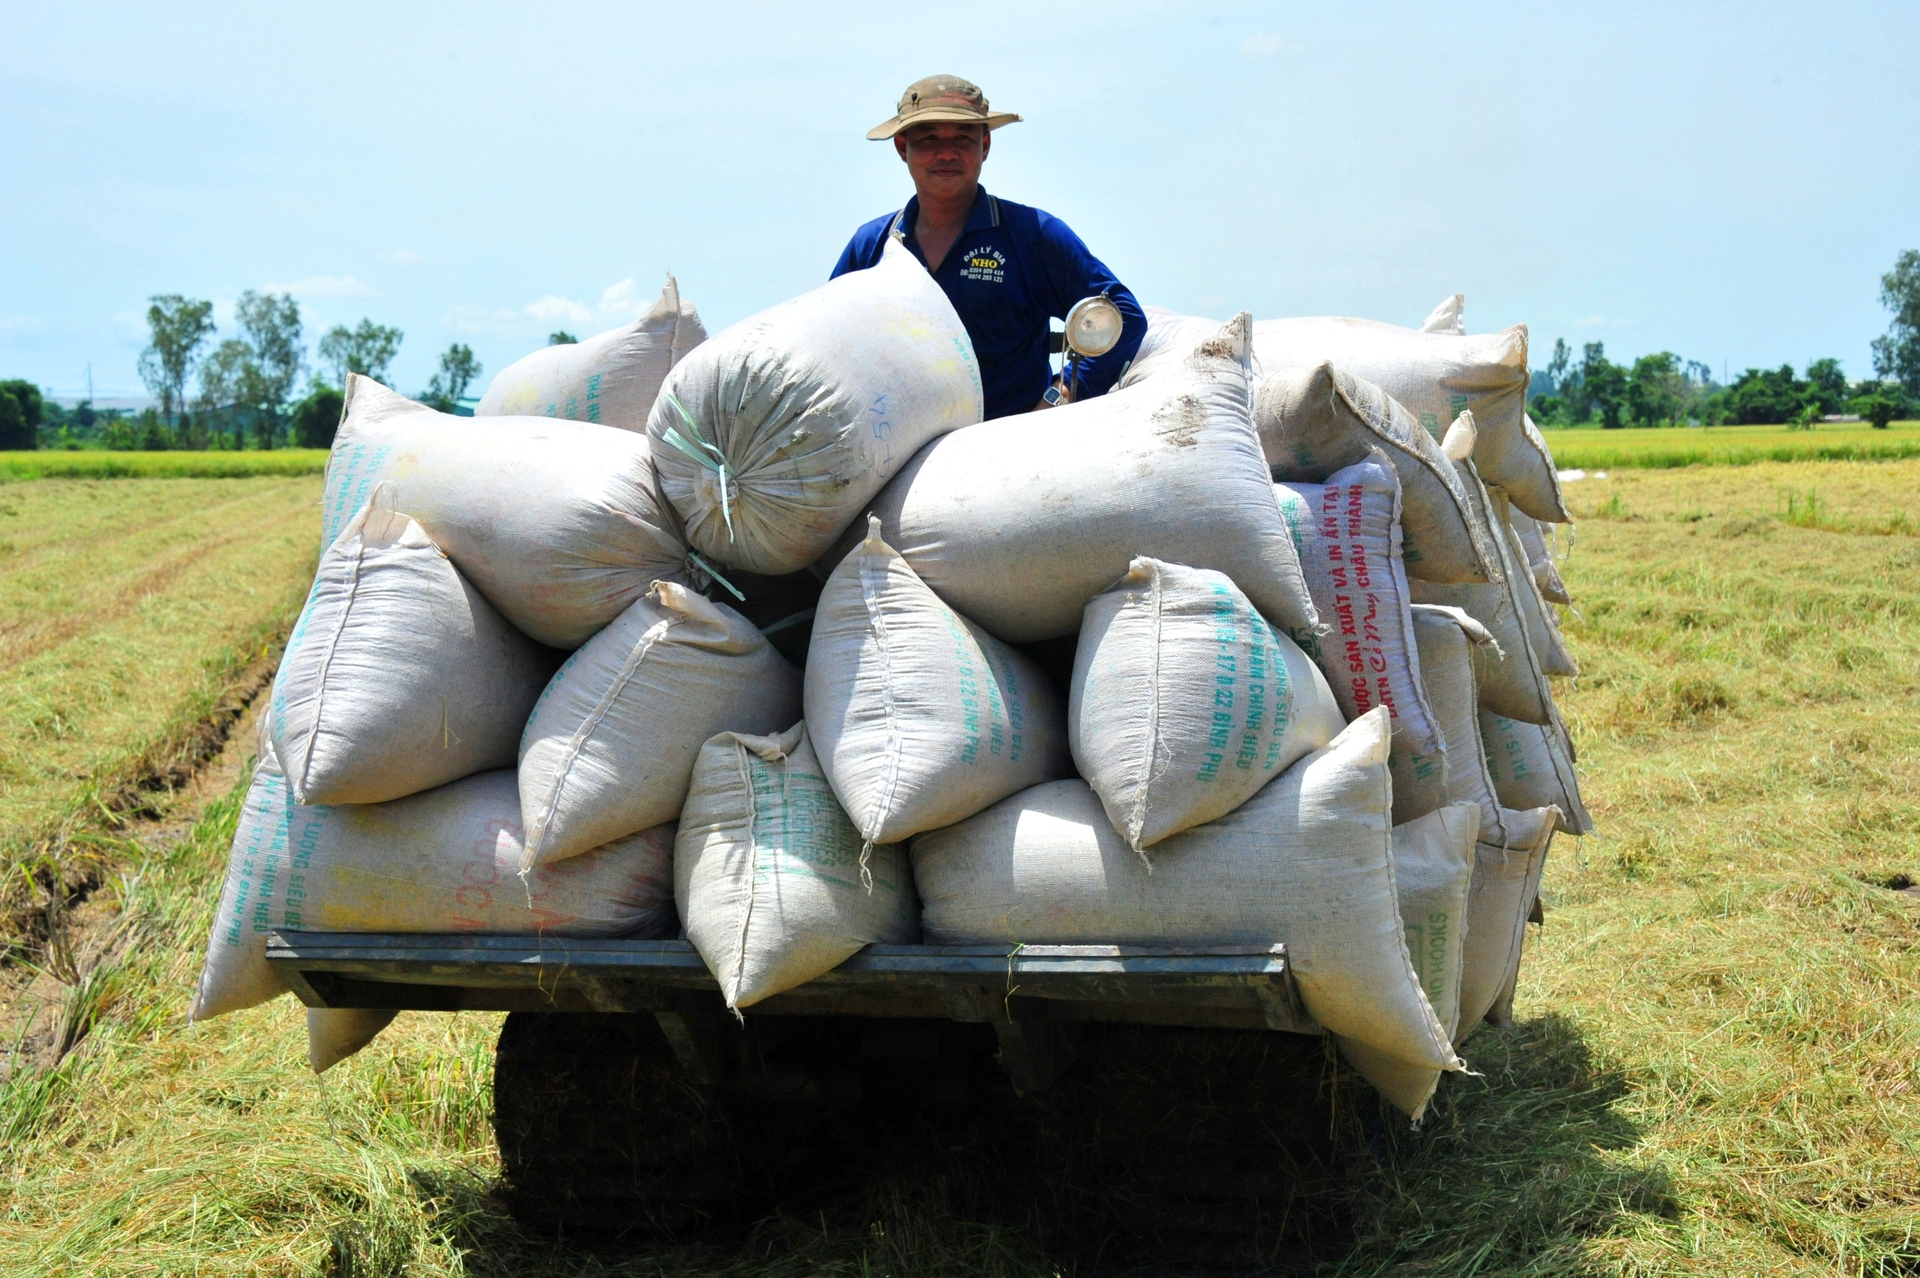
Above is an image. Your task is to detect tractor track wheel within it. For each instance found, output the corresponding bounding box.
[490,1011,745,1238]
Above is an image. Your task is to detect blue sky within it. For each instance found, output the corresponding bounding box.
[3,1,1915,400]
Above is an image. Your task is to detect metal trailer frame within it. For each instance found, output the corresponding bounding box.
[266,932,1322,1092]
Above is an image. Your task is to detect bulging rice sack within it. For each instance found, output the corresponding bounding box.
[190,750,676,1023]
[476,273,707,431]
[1122,309,1568,524]
[1489,489,1578,678]
[1409,458,1558,725]
[806,520,1070,845]
[862,314,1317,643]
[1393,605,1508,845]
[1480,708,1592,836]
[1334,804,1479,1119]
[518,581,801,867]
[649,238,981,575]
[1256,362,1501,585]
[1274,454,1446,765]
[1251,315,1570,525]
[308,1007,398,1073]
[1509,506,1571,605]
[675,723,918,1009]
[1457,805,1559,1042]
[1069,557,1343,851]
[323,375,690,647]
[1114,305,1225,387]
[1419,293,1466,335]
[269,491,559,806]
[913,708,1464,1075]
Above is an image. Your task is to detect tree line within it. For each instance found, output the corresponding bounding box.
[4,249,1917,450]
[0,293,483,451]
[1532,250,1918,430]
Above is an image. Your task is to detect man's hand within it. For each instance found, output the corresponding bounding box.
[1032,377,1073,411]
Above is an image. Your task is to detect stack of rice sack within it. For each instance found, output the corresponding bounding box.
[188,246,980,1069]
[189,247,1588,1121]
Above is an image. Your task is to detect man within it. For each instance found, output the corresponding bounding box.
[833,75,1146,418]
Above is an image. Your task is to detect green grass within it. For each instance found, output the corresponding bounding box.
[1540,420,1920,470]
[1,462,1917,1274]
[0,451,331,482]
[0,477,321,952]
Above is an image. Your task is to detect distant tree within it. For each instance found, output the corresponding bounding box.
[75,399,96,431]
[197,338,254,448]
[291,385,346,449]
[317,318,403,388]
[420,344,481,412]
[1849,380,1910,430]
[1547,337,1572,392]
[1803,358,1847,416]
[0,379,44,449]
[1580,342,1628,428]
[1871,249,1920,396]
[1626,352,1687,426]
[136,295,216,426]
[548,331,578,345]
[1529,392,1564,424]
[138,407,172,450]
[235,290,305,448]
[99,410,140,450]
[0,388,25,450]
[1724,365,1805,424]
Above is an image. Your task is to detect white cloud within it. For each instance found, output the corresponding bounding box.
[0,315,40,333]
[598,277,644,319]
[1240,31,1300,59]
[524,295,595,327]
[1574,315,1608,328]
[382,248,422,266]
[263,273,373,298]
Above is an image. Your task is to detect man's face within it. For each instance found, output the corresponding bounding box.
[894,122,989,202]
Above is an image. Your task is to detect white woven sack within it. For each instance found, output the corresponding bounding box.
[806,519,1070,845]
[1509,507,1571,605]
[190,752,676,1023]
[308,1008,397,1073]
[1251,315,1570,525]
[1334,804,1479,1119]
[1419,293,1466,335]
[1393,605,1508,846]
[1517,413,1572,525]
[1456,805,1559,1043]
[1116,305,1226,387]
[269,492,558,806]
[1274,454,1446,765]
[1122,308,1567,523]
[676,723,918,1009]
[1069,557,1343,851]
[1489,489,1578,678]
[862,313,1316,643]
[1256,362,1501,585]
[1409,454,1558,725]
[323,375,690,647]
[476,274,707,431]
[519,581,801,867]
[1481,708,1592,835]
[913,708,1463,1073]
[648,238,981,575]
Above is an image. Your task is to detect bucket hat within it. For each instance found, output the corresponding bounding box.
[867,75,1021,140]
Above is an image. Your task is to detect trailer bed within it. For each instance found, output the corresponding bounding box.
[266,931,1320,1091]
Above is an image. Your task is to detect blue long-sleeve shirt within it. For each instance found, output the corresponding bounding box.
[832,186,1145,420]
